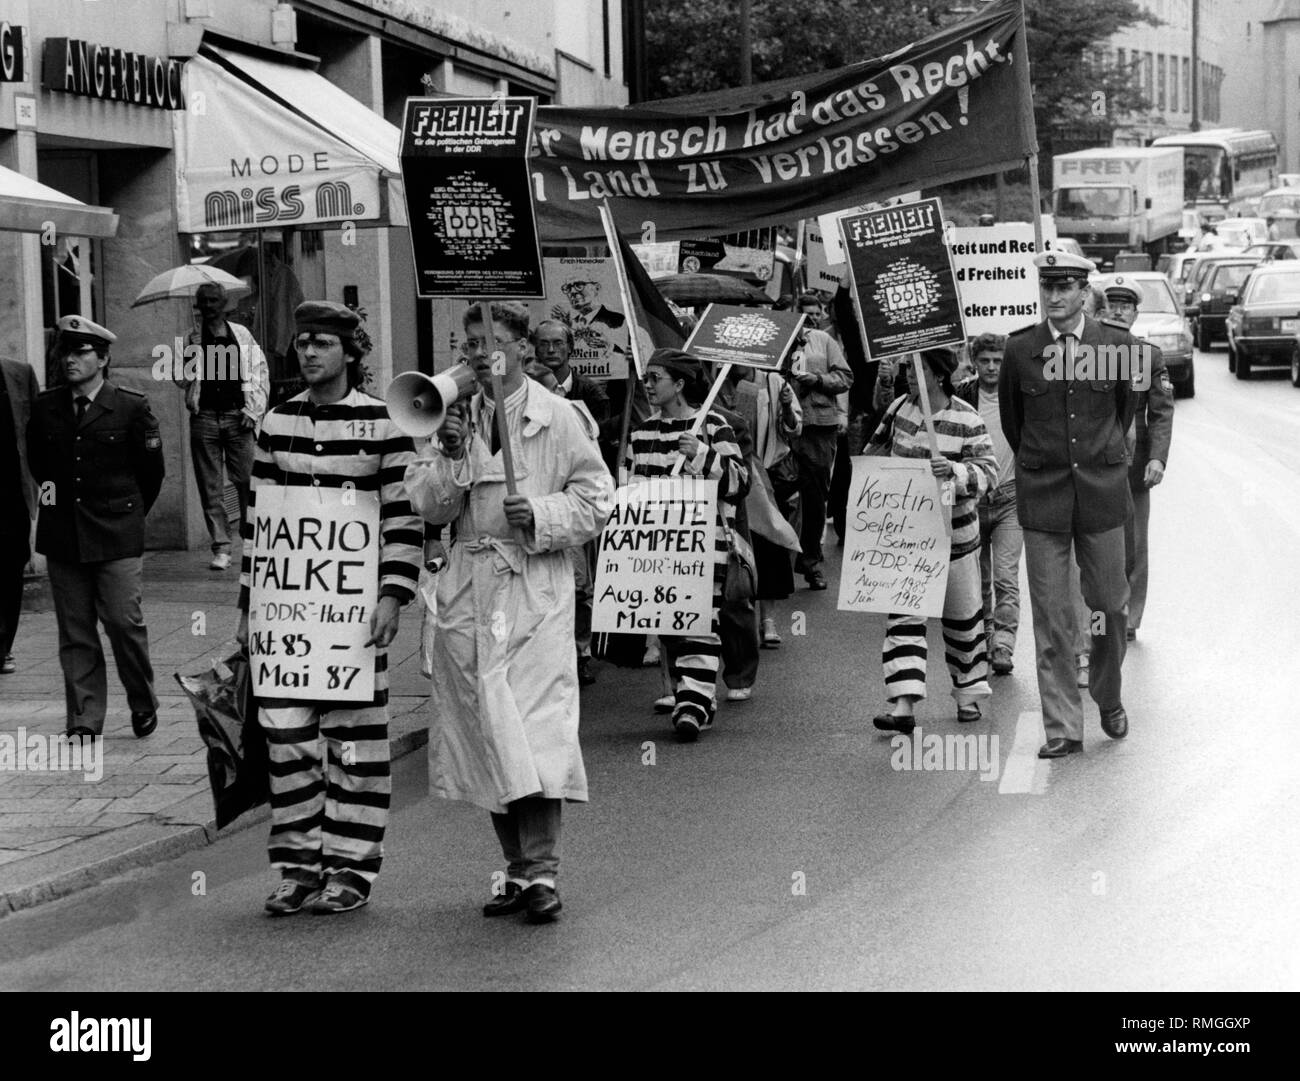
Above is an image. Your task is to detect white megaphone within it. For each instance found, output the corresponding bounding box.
[386,364,478,437]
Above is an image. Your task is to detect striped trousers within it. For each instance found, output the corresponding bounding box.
[882,550,992,705]
[662,582,723,728]
[260,702,392,897]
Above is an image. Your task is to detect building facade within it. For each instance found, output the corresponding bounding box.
[0,0,626,556]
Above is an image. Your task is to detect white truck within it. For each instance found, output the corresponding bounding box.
[1051,147,1185,268]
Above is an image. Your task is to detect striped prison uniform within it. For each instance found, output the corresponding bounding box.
[868,395,998,705]
[238,388,421,896]
[624,411,748,729]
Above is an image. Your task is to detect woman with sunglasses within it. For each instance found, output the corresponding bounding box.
[625,349,748,743]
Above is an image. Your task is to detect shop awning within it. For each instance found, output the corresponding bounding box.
[174,49,406,234]
[0,165,119,238]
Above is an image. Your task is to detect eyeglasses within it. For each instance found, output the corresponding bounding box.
[294,335,342,351]
[643,372,672,385]
[462,337,523,354]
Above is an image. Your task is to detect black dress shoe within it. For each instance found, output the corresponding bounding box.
[577,657,596,687]
[806,571,828,591]
[482,881,527,917]
[1100,705,1129,739]
[1038,738,1083,759]
[872,713,916,735]
[131,711,158,738]
[524,883,562,924]
[66,726,100,740]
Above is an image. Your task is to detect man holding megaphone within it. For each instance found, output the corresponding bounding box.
[402,301,614,925]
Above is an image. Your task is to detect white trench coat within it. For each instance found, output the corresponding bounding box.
[403,380,614,813]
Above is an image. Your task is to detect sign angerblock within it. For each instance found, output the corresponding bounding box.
[838,457,952,618]
[593,477,717,637]
[248,487,380,702]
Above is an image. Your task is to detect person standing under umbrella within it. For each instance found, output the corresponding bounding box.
[175,282,269,571]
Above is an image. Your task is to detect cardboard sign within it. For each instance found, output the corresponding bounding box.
[838,457,952,618]
[840,196,965,360]
[248,487,380,702]
[683,304,806,370]
[528,256,630,379]
[946,221,1057,335]
[592,477,718,637]
[399,96,545,298]
[804,220,847,293]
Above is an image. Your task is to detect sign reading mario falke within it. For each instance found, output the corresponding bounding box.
[683,304,805,371]
[592,477,717,637]
[840,196,964,360]
[838,457,951,619]
[400,97,545,299]
[42,38,182,109]
[248,487,380,702]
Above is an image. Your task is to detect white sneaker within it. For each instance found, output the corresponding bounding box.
[642,643,661,666]
[653,694,675,713]
[726,687,753,702]
[209,551,231,570]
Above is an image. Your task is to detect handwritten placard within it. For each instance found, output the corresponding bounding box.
[837,457,952,618]
[248,487,380,701]
[592,476,717,637]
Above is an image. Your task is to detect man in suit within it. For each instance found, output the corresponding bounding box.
[0,356,39,674]
[27,316,165,740]
[999,252,1138,759]
[1098,275,1174,641]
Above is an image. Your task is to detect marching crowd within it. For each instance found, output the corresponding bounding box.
[0,246,1172,924]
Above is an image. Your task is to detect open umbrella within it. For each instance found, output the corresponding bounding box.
[131,264,251,307]
[652,272,771,306]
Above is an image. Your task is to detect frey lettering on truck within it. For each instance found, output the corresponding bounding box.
[1057,158,1144,176]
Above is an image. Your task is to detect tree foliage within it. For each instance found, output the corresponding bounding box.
[645,0,1155,138]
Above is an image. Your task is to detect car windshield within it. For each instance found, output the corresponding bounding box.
[1134,279,1178,313]
[1210,264,1255,291]
[1055,187,1129,219]
[1245,272,1300,304]
[1259,193,1300,215]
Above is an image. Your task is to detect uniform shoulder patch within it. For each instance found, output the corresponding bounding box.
[144,430,162,450]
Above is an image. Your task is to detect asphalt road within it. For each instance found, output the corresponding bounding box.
[2,348,1297,991]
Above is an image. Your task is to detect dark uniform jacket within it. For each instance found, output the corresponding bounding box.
[1125,339,1174,493]
[1,357,39,520]
[28,381,165,562]
[999,316,1137,534]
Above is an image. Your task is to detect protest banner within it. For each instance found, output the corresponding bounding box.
[817,192,922,264]
[838,457,952,618]
[592,477,717,637]
[247,487,380,702]
[400,96,545,298]
[530,0,1032,243]
[683,304,805,370]
[524,256,630,379]
[946,220,1057,335]
[840,196,965,360]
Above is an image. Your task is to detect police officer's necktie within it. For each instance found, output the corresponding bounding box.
[1061,333,1076,373]
[74,396,89,424]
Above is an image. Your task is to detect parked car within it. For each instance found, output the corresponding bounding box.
[1243,240,1300,263]
[1185,257,1259,349]
[1256,187,1300,238]
[1121,271,1196,398]
[1225,263,1300,379]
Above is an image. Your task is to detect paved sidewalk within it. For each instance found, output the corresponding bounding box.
[0,548,431,917]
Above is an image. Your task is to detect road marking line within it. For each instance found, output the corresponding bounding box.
[999,710,1047,794]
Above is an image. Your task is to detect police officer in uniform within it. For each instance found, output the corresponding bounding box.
[27,316,165,739]
[999,252,1138,758]
[1098,275,1173,641]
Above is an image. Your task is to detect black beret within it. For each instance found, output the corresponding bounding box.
[647,347,703,382]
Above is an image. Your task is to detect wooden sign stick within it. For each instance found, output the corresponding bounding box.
[479,300,518,496]
[911,352,953,538]
[670,363,732,477]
